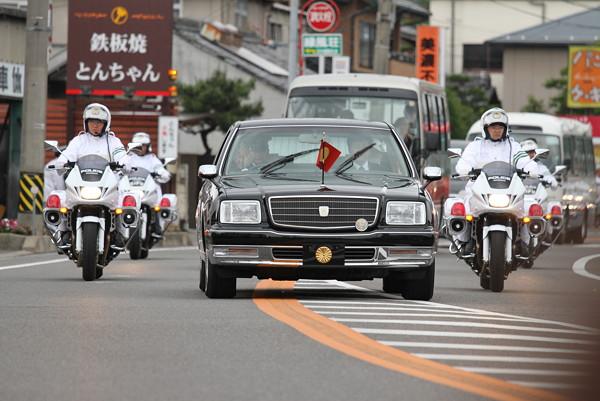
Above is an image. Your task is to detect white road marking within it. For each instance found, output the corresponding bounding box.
[333,318,592,335]
[572,253,600,281]
[458,367,583,377]
[0,246,196,272]
[305,305,493,315]
[317,311,563,324]
[0,258,67,271]
[508,381,581,390]
[353,328,594,344]
[379,341,587,354]
[413,354,583,364]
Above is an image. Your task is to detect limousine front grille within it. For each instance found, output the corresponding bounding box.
[268,196,379,229]
[345,248,376,260]
[272,248,303,260]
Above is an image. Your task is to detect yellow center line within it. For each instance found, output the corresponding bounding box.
[253,279,572,401]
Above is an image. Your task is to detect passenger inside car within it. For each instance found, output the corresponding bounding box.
[232,136,274,172]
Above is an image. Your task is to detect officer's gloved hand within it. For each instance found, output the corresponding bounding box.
[109,162,123,171]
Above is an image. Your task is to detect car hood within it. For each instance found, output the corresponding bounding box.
[217,173,423,200]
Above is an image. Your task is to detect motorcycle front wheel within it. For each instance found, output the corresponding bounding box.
[81,222,99,281]
[488,231,506,292]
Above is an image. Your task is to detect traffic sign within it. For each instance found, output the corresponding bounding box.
[306,1,338,33]
[302,34,342,56]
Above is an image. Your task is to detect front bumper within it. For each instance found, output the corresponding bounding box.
[204,226,436,273]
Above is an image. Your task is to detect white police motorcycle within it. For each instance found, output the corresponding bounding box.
[444,148,549,292]
[118,148,177,260]
[43,141,139,281]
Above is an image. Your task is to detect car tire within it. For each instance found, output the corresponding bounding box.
[205,259,236,299]
[199,259,206,291]
[401,262,435,301]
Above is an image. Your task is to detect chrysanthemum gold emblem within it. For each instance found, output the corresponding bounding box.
[315,246,333,264]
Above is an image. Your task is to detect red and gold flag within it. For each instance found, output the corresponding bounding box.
[316,140,341,172]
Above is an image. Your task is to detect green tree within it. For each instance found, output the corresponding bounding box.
[521,95,546,113]
[545,67,600,115]
[178,71,264,153]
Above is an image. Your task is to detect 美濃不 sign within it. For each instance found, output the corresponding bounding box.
[66,0,173,97]
[306,1,339,33]
[416,26,440,84]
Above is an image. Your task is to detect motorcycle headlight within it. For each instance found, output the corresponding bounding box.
[386,202,426,225]
[488,194,510,208]
[220,200,261,224]
[80,186,102,200]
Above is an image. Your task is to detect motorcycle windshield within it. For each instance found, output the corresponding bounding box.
[77,155,109,182]
[482,161,515,189]
[128,168,151,187]
[522,177,539,195]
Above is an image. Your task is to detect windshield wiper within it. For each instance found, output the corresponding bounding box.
[259,148,319,175]
[334,143,376,175]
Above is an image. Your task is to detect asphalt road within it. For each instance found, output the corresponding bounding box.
[1,239,599,401]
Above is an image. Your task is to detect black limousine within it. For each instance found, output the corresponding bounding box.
[196,119,441,299]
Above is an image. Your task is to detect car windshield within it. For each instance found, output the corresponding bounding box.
[223,126,411,177]
[77,155,109,182]
[127,167,151,186]
[286,95,420,138]
[482,161,515,189]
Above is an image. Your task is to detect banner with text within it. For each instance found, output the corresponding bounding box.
[567,46,600,108]
[67,0,173,97]
[416,26,440,84]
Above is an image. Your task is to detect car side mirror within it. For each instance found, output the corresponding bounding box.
[198,164,217,179]
[423,166,442,188]
[534,148,549,160]
[127,142,143,152]
[44,140,61,154]
[447,148,462,158]
[554,165,567,175]
[163,157,176,166]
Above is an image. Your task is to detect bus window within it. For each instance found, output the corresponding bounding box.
[424,94,441,151]
[574,137,586,175]
[585,137,596,175]
[563,135,574,172]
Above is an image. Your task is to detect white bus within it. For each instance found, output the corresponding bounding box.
[284,73,451,209]
[466,112,597,243]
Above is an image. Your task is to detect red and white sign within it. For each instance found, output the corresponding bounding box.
[306,1,337,33]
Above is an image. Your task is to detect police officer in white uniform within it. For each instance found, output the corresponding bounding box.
[58,103,126,166]
[122,132,171,191]
[520,138,558,189]
[454,108,540,255]
[44,145,65,200]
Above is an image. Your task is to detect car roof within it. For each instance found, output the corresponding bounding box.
[236,118,392,130]
[466,112,592,137]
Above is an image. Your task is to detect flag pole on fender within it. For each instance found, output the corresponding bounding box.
[316,131,341,188]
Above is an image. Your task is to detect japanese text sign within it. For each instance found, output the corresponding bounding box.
[416,26,440,84]
[158,116,178,159]
[67,0,173,97]
[306,1,338,33]
[302,34,342,56]
[568,46,600,108]
[0,62,24,99]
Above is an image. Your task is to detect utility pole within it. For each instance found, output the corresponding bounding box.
[19,0,50,233]
[288,0,299,88]
[373,0,393,74]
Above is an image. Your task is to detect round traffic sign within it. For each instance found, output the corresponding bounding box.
[306,1,337,33]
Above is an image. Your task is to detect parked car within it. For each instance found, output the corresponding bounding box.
[195,118,441,299]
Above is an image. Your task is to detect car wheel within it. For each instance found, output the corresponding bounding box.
[573,218,587,244]
[401,262,435,301]
[205,259,236,299]
[199,259,206,291]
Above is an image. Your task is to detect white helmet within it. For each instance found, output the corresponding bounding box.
[83,103,111,135]
[481,107,509,141]
[520,139,537,152]
[131,132,152,152]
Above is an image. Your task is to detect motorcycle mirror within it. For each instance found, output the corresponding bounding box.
[447,148,462,158]
[198,164,217,179]
[44,140,61,154]
[163,157,176,166]
[422,166,442,188]
[553,165,567,175]
[534,148,549,160]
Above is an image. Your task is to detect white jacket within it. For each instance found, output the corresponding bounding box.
[122,153,171,184]
[58,132,126,165]
[456,137,539,176]
[536,161,558,188]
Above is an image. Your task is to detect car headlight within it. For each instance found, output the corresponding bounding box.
[386,202,426,225]
[80,186,102,200]
[488,194,510,208]
[220,200,261,224]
